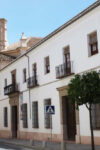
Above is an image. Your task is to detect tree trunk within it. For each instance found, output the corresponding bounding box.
[89,107,95,150]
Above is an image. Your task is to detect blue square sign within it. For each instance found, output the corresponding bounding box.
[45,105,55,115]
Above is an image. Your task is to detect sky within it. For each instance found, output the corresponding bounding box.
[0,0,97,44]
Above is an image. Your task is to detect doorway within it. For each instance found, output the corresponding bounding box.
[62,96,76,141]
[12,106,18,138]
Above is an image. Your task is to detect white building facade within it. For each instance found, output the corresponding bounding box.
[0,0,100,145]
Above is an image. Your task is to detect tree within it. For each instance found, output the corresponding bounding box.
[67,71,100,150]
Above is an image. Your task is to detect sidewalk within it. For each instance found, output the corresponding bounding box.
[0,138,100,150]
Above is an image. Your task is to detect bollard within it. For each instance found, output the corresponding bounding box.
[61,141,66,150]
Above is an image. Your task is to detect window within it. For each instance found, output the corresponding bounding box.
[4,78,7,87]
[44,99,51,128]
[23,68,26,83]
[44,56,50,74]
[11,70,16,84]
[92,104,100,129]
[32,63,37,77]
[4,107,8,127]
[88,31,98,56]
[32,101,39,128]
[21,103,28,128]
[63,46,71,74]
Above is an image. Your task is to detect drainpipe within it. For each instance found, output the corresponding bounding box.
[25,54,31,119]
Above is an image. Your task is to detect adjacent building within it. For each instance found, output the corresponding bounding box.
[0,18,42,69]
[0,0,100,145]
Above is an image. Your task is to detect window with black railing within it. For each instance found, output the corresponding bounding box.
[27,75,38,88]
[4,83,19,95]
[56,46,74,79]
[56,62,73,79]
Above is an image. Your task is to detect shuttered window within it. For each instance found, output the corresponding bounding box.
[4,107,8,127]
[32,101,39,128]
[44,99,51,128]
[92,104,100,129]
[22,103,28,128]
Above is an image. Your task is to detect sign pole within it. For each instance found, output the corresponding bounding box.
[50,114,52,141]
[45,105,55,142]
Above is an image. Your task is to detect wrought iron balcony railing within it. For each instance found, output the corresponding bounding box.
[4,83,19,95]
[55,62,74,79]
[27,76,38,88]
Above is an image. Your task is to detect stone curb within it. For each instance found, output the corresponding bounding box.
[0,140,45,150]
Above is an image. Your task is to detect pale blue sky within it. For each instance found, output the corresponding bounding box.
[0,0,97,44]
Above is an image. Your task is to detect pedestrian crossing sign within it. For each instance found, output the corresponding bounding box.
[45,105,55,114]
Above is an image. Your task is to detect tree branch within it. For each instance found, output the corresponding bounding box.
[86,103,89,110]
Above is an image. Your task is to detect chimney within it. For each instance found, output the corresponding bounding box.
[0,18,8,51]
[20,32,27,47]
[20,32,27,55]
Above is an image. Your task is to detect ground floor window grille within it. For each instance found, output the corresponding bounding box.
[32,101,39,128]
[4,107,8,127]
[92,104,100,129]
[44,99,51,128]
[22,103,28,128]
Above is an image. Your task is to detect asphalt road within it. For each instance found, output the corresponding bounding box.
[0,142,33,150]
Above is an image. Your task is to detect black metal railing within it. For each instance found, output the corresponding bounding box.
[56,62,73,79]
[4,83,19,95]
[27,76,38,88]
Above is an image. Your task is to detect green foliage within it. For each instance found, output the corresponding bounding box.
[68,71,100,107]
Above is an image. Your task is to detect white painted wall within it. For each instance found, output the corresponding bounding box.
[0,4,100,137]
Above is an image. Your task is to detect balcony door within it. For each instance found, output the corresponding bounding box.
[11,70,16,84]
[64,46,71,74]
[33,63,37,84]
[33,63,37,77]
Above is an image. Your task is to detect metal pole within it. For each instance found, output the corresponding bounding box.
[25,54,31,119]
[61,141,66,150]
[50,114,52,141]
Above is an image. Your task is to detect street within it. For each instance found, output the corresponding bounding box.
[0,142,33,150]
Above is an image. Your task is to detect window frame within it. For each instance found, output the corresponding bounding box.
[44,56,50,74]
[91,104,100,130]
[32,63,37,76]
[44,99,52,129]
[88,31,98,56]
[23,68,27,83]
[4,78,7,87]
[21,103,28,128]
[11,70,16,84]
[32,101,39,128]
[4,107,8,127]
